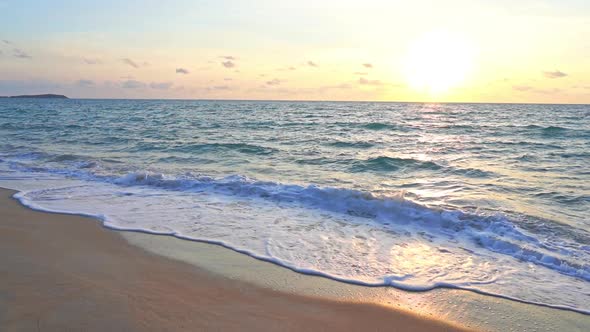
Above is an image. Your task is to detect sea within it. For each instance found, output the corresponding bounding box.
[0,99,588,314]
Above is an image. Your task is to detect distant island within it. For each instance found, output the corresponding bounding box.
[0,94,68,99]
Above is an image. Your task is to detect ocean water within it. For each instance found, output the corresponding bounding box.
[0,99,589,313]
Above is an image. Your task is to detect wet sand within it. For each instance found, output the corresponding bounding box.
[0,188,469,331]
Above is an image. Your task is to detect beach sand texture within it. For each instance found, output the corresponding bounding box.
[0,188,469,331]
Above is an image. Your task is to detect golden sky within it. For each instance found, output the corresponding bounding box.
[1,0,589,103]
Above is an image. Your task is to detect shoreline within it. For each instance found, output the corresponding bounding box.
[0,187,470,331]
[3,186,590,332]
[10,177,589,317]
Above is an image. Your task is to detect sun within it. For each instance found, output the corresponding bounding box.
[404,30,474,96]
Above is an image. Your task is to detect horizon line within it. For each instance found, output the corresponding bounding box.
[2,95,588,106]
[43,97,590,106]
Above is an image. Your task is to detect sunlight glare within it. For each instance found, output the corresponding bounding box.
[404,30,474,96]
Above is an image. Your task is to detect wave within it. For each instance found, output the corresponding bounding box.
[351,156,441,172]
[515,154,537,161]
[4,148,498,183]
[169,143,277,155]
[124,142,278,155]
[6,157,589,283]
[48,154,88,162]
[1,155,590,314]
[522,125,590,138]
[360,122,410,131]
[533,191,590,205]
[295,157,337,166]
[492,140,564,149]
[540,126,569,137]
[326,141,375,149]
[450,167,496,178]
[350,157,494,178]
[157,156,216,164]
[0,123,18,130]
[550,152,590,159]
[8,189,590,316]
[1,151,50,161]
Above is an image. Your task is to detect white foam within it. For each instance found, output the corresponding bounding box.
[1,162,589,314]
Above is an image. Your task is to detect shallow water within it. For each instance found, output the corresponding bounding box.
[0,99,589,313]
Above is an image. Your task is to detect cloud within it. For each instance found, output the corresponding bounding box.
[121,58,140,68]
[535,88,561,94]
[307,61,318,67]
[209,85,232,91]
[222,60,235,68]
[224,78,233,81]
[176,68,190,74]
[13,48,31,59]
[543,70,567,79]
[75,79,95,87]
[512,85,560,94]
[266,78,282,86]
[83,58,101,65]
[220,55,236,60]
[121,80,145,89]
[354,72,368,76]
[277,66,297,71]
[358,77,382,86]
[513,85,532,91]
[319,83,353,91]
[2,40,12,45]
[362,63,373,68]
[251,82,355,96]
[149,82,173,90]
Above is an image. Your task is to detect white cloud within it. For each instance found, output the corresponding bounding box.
[266,78,282,86]
[121,80,145,88]
[83,58,101,65]
[13,48,31,59]
[76,79,95,87]
[358,77,382,85]
[222,60,235,68]
[543,70,567,79]
[150,82,173,90]
[121,58,140,68]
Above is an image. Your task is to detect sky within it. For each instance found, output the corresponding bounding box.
[1,0,589,103]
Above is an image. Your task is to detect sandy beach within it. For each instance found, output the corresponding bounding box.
[0,187,469,331]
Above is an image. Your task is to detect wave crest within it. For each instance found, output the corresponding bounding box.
[351,156,441,172]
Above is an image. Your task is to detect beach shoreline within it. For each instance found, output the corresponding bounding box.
[0,187,471,331]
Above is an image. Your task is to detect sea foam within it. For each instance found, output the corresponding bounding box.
[1,158,589,314]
